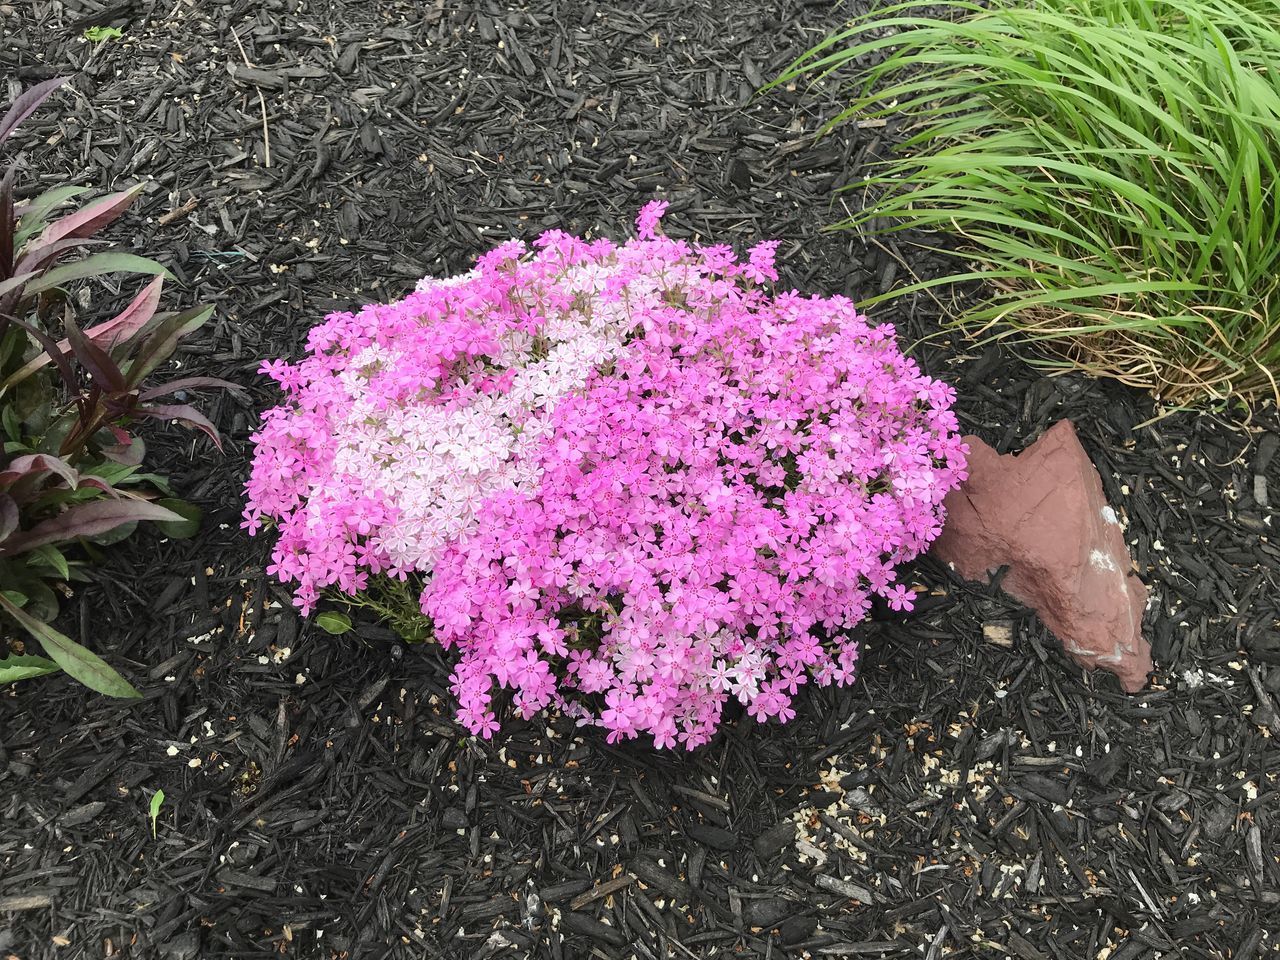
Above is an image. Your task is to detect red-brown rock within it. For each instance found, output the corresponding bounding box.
[933,420,1152,691]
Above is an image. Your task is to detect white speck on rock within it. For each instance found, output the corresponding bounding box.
[1089,549,1118,572]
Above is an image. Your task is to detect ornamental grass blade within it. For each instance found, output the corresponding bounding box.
[0,77,71,146]
[0,498,184,557]
[0,593,140,698]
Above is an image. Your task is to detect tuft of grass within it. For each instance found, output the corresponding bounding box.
[774,0,1280,404]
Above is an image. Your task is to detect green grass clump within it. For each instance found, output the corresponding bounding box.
[776,0,1280,404]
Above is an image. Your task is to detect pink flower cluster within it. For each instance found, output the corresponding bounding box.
[245,202,968,748]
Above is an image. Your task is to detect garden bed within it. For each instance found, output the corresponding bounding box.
[1,0,1278,958]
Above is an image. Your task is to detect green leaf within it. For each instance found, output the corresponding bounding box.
[20,579,60,622]
[15,185,88,244]
[314,611,353,635]
[28,543,70,579]
[2,403,22,442]
[0,653,60,684]
[149,788,165,838]
[0,593,141,698]
[154,498,201,539]
[84,461,141,486]
[21,252,172,297]
[88,519,137,547]
[123,472,172,494]
[83,26,123,42]
[1,589,28,606]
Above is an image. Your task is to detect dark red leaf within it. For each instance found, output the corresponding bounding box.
[65,309,127,393]
[138,376,243,401]
[0,497,183,557]
[13,235,108,276]
[0,494,19,542]
[134,402,222,451]
[0,77,72,147]
[0,453,79,492]
[2,276,164,391]
[1,169,14,281]
[37,182,145,246]
[4,313,78,394]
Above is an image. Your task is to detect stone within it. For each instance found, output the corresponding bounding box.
[933,419,1152,691]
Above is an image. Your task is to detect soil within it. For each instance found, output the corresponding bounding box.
[2,1,1278,958]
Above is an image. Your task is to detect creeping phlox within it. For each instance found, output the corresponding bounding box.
[245,202,968,748]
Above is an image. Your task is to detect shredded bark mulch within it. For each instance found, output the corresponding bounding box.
[2,1,1278,958]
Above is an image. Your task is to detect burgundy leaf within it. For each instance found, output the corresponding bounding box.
[139,376,243,401]
[0,269,38,300]
[0,453,79,492]
[95,275,164,350]
[0,77,72,147]
[134,403,223,451]
[0,497,183,557]
[37,182,145,246]
[2,276,164,391]
[1,169,13,281]
[13,235,108,276]
[124,304,212,385]
[65,309,127,393]
[0,494,19,541]
[4,313,78,394]
[76,476,122,498]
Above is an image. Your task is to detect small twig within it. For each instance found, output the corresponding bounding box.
[157,195,200,227]
[230,27,272,169]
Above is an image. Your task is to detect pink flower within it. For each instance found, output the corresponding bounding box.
[884,584,916,612]
[635,199,669,240]
[246,207,968,749]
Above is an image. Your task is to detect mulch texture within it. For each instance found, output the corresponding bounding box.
[2,1,1278,958]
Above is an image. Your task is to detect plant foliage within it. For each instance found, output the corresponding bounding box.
[0,78,237,696]
[774,0,1280,403]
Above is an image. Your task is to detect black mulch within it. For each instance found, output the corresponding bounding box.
[2,1,1279,958]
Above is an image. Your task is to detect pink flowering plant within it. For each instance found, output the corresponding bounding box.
[244,202,968,748]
